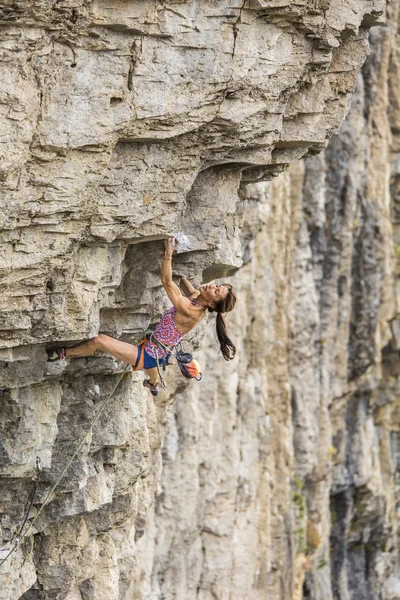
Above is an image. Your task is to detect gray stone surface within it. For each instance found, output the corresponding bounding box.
[0,1,397,599]
[133,4,400,599]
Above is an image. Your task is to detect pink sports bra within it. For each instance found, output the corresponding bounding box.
[144,298,200,359]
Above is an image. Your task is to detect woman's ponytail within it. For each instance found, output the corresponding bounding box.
[216,312,236,360]
[208,284,237,361]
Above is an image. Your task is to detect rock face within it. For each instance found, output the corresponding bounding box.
[139,6,400,600]
[0,1,397,599]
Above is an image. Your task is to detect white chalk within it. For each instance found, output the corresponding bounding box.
[174,231,192,253]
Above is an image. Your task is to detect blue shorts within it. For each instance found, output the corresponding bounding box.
[134,345,171,370]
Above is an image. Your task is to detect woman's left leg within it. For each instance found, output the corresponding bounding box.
[65,335,161,396]
[66,334,139,365]
[144,366,159,385]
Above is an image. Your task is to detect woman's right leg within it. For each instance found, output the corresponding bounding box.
[66,334,139,366]
[145,366,159,385]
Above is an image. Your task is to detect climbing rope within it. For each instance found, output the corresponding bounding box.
[15,457,42,543]
[0,364,129,569]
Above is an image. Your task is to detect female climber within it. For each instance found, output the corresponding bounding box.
[47,237,237,396]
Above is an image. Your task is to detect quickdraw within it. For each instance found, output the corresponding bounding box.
[147,332,173,390]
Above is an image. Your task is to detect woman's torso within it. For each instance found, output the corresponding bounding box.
[173,295,203,333]
[144,296,204,359]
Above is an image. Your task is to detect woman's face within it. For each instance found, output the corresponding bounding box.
[199,283,229,307]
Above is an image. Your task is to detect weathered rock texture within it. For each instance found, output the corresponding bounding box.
[0,1,397,599]
[136,6,400,600]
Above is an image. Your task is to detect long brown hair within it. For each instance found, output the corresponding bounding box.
[208,284,237,360]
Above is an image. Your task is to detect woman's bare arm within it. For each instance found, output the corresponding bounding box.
[180,277,197,298]
[161,238,193,315]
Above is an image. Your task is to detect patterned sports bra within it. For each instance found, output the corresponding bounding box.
[144,298,200,359]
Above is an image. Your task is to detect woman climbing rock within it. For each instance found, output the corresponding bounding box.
[47,237,237,396]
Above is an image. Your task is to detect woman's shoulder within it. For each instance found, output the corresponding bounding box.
[188,291,200,299]
[188,294,205,310]
[175,294,204,318]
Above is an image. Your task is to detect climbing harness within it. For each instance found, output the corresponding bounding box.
[132,332,171,389]
[0,365,129,569]
[132,337,147,372]
[132,332,168,388]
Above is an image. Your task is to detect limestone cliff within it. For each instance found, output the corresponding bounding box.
[0,1,396,599]
[140,6,400,599]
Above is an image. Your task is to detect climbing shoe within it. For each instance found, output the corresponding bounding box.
[46,347,67,362]
[143,379,159,396]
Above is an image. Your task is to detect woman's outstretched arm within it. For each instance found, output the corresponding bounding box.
[179,277,197,298]
[161,238,193,315]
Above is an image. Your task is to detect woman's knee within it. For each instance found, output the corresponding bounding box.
[91,334,108,351]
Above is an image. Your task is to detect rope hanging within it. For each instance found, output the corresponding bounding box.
[0,365,129,569]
